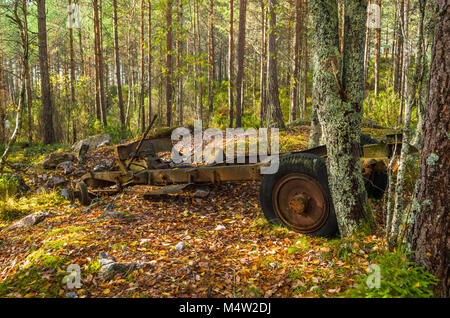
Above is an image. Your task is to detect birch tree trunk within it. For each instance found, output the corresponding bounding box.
[389,0,411,248]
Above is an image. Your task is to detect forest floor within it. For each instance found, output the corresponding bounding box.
[0,126,426,298]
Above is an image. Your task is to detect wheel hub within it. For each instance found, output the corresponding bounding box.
[272,173,329,233]
[288,193,310,215]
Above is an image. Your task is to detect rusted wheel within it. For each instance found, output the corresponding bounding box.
[77,181,91,206]
[260,153,338,237]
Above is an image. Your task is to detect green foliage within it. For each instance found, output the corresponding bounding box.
[0,175,18,200]
[0,189,67,222]
[364,88,418,128]
[364,89,401,128]
[347,250,438,298]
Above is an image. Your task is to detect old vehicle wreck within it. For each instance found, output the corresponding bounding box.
[69,119,406,238]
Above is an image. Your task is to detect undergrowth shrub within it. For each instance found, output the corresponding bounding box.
[347,250,438,298]
[0,176,18,199]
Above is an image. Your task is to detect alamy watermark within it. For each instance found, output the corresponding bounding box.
[63,263,82,289]
[366,264,381,289]
[171,120,280,175]
[67,4,81,29]
[367,3,381,29]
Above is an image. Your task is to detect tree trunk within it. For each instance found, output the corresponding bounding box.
[68,0,76,142]
[175,0,182,125]
[207,0,216,119]
[235,0,247,128]
[0,23,6,144]
[267,0,285,129]
[311,0,375,237]
[409,0,449,298]
[140,0,146,131]
[37,0,55,145]
[113,0,125,127]
[363,0,371,94]
[166,0,173,127]
[289,0,303,123]
[301,0,309,116]
[374,0,382,96]
[93,0,107,126]
[228,0,235,128]
[259,0,267,128]
[389,0,411,248]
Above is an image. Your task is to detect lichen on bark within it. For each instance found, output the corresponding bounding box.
[311,0,376,237]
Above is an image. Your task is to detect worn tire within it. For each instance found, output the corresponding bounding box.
[77,181,91,206]
[259,153,338,237]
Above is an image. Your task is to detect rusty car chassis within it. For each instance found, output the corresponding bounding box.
[70,128,407,237]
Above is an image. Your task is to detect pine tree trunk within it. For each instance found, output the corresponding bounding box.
[140,0,146,131]
[289,0,303,123]
[175,0,182,125]
[148,0,153,125]
[259,0,267,128]
[267,0,285,129]
[207,0,216,119]
[235,0,247,128]
[228,0,235,128]
[409,1,449,298]
[113,0,125,127]
[68,0,76,142]
[374,0,382,96]
[166,0,173,127]
[37,0,55,145]
[0,23,6,144]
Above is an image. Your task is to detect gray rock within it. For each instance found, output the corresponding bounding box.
[99,252,117,266]
[47,175,66,188]
[56,161,75,175]
[61,188,70,200]
[99,262,137,279]
[194,187,210,198]
[175,242,185,251]
[102,211,132,220]
[65,292,78,298]
[42,152,76,170]
[96,140,110,149]
[72,134,111,157]
[10,211,50,229]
